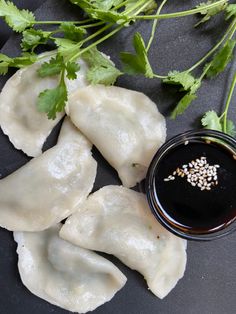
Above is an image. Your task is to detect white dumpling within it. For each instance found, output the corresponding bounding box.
[0,117,97,231]
[66,85,166,187]
[60,186,187,299]
[14,224,126,313]
[0,52,88,157]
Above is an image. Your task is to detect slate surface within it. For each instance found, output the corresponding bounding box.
[0,1,236,314]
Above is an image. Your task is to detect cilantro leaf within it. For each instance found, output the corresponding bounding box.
[226,119,236,137]
[0,53,11,74]
[83,47,122,85]
[38,55,64,77]
[125,0,157,15]
[0,0,35,32]
[66,61,80,80]
[171,93,197,119]
[86,9,129,24]
[38,55,80,80]
[37,72,67,119]
[21,29,51,51]
[91,0,123,10]
[225,4,236,20]
[54,38,81,59]
[0,52,36,74]
[206,39,236,78]
[70,0,123,11]
[120,32,153,78]
[195,0,228,26]
[59,22,87,42]
[201,110,222,131]
[201,111,236,136]
[163,71,196,91]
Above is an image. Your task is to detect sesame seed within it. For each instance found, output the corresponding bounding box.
[163,156,220,191]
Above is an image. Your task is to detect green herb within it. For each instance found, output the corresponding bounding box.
[201,72,236,136]
[83,47,122,85]
[163,71,202,118]
[120,32,153,78]
[37,69,67,120]
[195,0,228,26]
[37,55,65,77]
[59,22,87,41]
[206,39,236,77]
[225,3,236,20]
[163,71,197,91]
[21,29,51,51]
[0,0,35,32]
[171,94,197,119]
[0,0,234,121]
[0,52,36,74]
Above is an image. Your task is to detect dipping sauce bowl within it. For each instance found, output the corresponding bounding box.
[146,129,236,241]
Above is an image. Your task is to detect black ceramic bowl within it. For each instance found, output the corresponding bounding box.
[146,129,236,241]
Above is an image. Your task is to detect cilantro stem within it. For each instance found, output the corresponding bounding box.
[132,0,155,16]
[146,0,168,52]
[153,73,167,79]
[34,19,92,25]
[222,71,236,133]
[81,24,112,45]
[125,0,147,15]
[187,18,236,72]
[134,0,227,21]
[69,0,152,63]
[70,25,123,62]
[199,62,212,80]
[114,0,130,10]
[82,21,105,28]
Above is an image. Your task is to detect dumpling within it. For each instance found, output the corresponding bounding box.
[14,224,127,313]
[0,117,97,231]
[60,185,187,299]
[0,52,88,157]
[66,85,166,187]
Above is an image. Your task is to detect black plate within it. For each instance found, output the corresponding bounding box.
[0,1,236,314]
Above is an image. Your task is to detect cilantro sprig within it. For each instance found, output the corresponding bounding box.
[0,0,235,124]
[201,71,236,136]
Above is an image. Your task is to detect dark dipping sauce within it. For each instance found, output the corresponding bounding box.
[146,131,236,239]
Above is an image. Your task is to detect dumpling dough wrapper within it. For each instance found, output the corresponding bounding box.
[0,52,88,157]
[66,85,166,187]
[0,118,97,231]
[60,185,187,299]
[14,223,127,313]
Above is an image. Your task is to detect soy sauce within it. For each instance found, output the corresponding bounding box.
[153,140,236,234]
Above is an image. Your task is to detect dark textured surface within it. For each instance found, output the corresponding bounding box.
[0,1,236,314]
